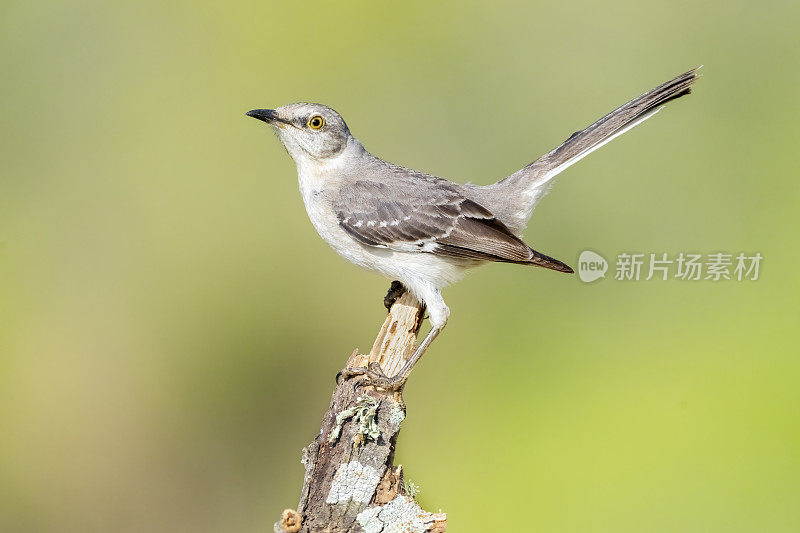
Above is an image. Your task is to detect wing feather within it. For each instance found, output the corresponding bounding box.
[335,181,561,267]
[335,176,572,272]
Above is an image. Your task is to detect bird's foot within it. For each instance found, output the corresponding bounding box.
[383,281,406,311]
[338,362,405,391]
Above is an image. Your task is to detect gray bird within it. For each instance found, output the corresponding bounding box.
[247,68,698,385]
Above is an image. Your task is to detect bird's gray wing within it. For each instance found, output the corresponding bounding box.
[334,179,571,271]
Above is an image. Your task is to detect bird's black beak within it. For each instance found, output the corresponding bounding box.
[246,109,289,126]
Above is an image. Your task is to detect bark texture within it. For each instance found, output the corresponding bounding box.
[274,291,447,533]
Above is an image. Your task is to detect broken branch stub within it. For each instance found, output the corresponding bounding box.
[348,291,426,377]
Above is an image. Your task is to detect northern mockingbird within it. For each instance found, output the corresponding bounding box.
[247,68,698,385]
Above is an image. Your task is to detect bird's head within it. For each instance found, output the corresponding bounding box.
[246,103,353,163]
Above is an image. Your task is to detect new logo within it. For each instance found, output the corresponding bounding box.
[578,250,608,283]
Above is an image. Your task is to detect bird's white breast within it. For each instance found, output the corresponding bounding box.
[296,156,361,261]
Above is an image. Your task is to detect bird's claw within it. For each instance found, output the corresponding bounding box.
[383,281,405,311]
[338,362,406,391]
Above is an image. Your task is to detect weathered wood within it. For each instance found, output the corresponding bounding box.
[274,289,447,533]
[349,291,425,377]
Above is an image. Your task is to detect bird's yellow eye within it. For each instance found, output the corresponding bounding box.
[307,115,325,130]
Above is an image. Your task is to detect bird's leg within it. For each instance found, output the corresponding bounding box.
[390,325,442,382]
[337,327,444,390]
[338,361,393,385]
[339,284,445,391]
[383,280,405,310]
[338,328,442,391]
[387,288,448,384]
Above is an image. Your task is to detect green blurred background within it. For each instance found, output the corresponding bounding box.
[1,1,799,531]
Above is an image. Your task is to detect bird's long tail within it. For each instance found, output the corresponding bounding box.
[491,68,700,230]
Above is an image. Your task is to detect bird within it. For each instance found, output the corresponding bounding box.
[247,68,698,385]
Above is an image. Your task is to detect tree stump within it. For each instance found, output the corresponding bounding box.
[274,290,447,533]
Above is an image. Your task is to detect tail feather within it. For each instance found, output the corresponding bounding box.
[527,68,699,183]
[491,68,700,230]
